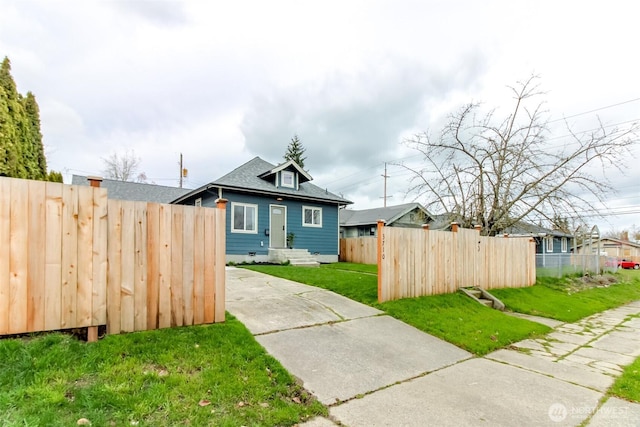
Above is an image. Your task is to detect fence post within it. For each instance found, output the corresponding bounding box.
[87,176,103,188]
[377,219,385,303]
[86,177,102,343]
[474,225,482,288]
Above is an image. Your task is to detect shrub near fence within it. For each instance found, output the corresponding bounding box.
[0,177,226,339]
[377,222,536,302]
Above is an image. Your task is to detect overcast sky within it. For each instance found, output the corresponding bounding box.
[1,0,639,232]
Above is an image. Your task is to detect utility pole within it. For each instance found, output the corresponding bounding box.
[381,162,391,207]
[179,153,183,188]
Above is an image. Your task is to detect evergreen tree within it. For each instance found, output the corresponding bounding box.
[0,56,59,181]
[46,171,63,183]
[22,92,47,180]
[0,57,22,177]
[283,134,307,169]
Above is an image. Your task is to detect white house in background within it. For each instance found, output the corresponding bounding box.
[574,237,640,260]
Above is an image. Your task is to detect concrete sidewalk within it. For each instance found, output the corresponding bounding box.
[226,267,640,426]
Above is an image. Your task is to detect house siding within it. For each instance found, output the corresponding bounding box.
[535,236,571,254]
[185,189,339,256]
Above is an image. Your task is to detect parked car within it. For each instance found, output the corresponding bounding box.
[618,259,640,270]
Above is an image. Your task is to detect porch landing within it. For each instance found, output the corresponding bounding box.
[268,248,320,267]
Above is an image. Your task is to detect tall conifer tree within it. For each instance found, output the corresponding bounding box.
[283,134,307,169]
[0,56,22,177]
[0,56,57,180]
[22,92,46,179]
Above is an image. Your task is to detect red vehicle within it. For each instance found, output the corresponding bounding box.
[618,259,640,270]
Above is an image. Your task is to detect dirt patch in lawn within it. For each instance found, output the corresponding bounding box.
[566,274,619,293]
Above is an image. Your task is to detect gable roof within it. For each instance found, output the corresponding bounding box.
[72,175,192,203]
[340,202,431,226]
[575,237,640,250]
[171,157,351,205]
[258,159,313,184]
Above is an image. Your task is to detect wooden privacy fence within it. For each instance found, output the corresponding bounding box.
[377,222,536,302]
[0,177,226,339]
[339,237,377,264]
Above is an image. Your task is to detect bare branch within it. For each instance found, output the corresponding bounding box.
[400,75,640,235]
[101,149,142,182]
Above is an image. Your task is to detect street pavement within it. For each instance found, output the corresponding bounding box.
[225,267,640,426]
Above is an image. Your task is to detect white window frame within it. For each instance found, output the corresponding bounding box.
[281,171,295,188]
[302,206,322,228]
[561,237,567,253]
[231,202,258,234]
[195,197,202,207]
[546,236,554,253]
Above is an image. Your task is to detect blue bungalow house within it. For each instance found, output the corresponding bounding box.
[172,157,352,265]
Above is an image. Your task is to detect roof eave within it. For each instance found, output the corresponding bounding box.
[210,183,352,205]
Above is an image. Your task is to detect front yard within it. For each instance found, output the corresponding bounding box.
[0,315,325,427]
[2,263,638,425]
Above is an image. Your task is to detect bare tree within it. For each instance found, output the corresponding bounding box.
[101,150,144,182]
[400,76,639,236]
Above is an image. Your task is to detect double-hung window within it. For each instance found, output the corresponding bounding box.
[303,206,322,227]
[232,202,257,233]
[546,236,554,253]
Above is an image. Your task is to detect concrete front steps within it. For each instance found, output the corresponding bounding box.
[459,287,505,310]
[268,248,320,267]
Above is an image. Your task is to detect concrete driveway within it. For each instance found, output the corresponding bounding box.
[225,267,640,426]
[226,267,470,405]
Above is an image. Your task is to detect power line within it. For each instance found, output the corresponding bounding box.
[548,97,640,124]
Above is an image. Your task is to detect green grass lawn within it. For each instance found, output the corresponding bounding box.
[492,271,640,322]
[609,355,640,402]
[244,264,379,305]
[0,315,325,427]
[243,263,550,355]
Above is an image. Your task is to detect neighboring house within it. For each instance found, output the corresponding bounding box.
[72,175,192,203]
[172,157,352,264]
[501,222,574,255]
[339,203,433,238]
[575,237,640,260]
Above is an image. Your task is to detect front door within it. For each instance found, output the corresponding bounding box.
[270,205,286,248]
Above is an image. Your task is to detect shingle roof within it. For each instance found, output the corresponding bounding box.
[171,157,352,205]
[501,221,573,238]
[340,202,431,226]
[72,175,192,203]
[575,237,640,250]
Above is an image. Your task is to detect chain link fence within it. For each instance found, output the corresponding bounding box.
[536,253,618,278]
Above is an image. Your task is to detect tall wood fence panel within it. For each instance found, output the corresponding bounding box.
[378,224,535,302]
[339,237,377,264]
[106,201,225,334]
[0,177,226,338]
[0,177,108,335]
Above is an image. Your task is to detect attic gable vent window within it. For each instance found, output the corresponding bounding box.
[281,171,295,188]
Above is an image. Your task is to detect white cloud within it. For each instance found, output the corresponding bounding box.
[0,0,638,230]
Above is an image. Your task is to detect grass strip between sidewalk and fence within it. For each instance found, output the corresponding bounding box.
[0,314,326,427]
[491,271,640,322]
